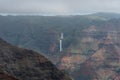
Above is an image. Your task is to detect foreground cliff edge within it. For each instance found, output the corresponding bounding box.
[0,72,19,80]
[0,38,72,80]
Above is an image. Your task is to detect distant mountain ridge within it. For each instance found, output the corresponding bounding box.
[86,12,120,20]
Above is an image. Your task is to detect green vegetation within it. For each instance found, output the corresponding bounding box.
[0,12,120,80]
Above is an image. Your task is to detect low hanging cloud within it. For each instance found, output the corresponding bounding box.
[0,0,120,15]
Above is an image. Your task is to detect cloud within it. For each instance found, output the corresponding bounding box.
[0,0,120,15]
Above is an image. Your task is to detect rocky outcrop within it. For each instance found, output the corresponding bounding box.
[72,43,120,80]
[0,38,72,80]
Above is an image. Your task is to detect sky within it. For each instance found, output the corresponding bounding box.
[0,0,120,15]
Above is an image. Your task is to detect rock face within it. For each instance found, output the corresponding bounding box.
[0,38,72,80]
[56,26,120,80]
[72,42,120,80]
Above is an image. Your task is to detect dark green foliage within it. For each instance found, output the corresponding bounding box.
[116,68,120,74]
[0,15,99,54]
[0,14,120,56]
[72,64,96,80]
[0,38,72,80]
